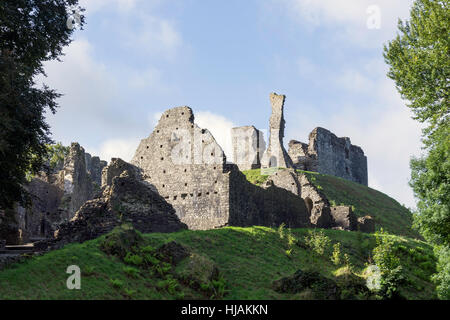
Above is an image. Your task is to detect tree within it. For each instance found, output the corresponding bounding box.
[0,0,84,209]
[384,0,449,299]
[384,0,449,137]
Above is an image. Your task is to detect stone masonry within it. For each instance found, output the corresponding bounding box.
[231,126,265,171]
[132,107,232,230]
[289,127,368,186]
[0,143,106,244]
[131,106,311,230]
[261,93,293,169]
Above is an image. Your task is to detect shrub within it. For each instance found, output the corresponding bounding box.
[304,229,331,256]
[372,229,400,273]
[371,229,405,299]
[331,243,342,266]
[432,245,450,300]
[124,253,144,266]
[110,279,123,289]
[123,266,140,278]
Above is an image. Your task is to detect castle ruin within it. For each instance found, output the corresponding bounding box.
[1,92,372,248]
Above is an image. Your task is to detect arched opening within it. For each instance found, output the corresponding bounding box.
[269,156,277,168]
[304,197,313,214]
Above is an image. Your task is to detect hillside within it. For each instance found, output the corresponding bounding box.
[0,226,436,300]
[243,169,419,238]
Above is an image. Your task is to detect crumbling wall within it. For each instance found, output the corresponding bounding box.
[330,206,358,231]
[308,127,368,186]
[231,126,265,171]
[261,93,293,169]
[261,169,333,228]
[228,166,311,228]
[131,106,311,230]
[55,171,187,245]
[288,127,368,186]
[288,140,317,171]
[102,158,142,188]
[131,107,231,230]
[1,143,106,244]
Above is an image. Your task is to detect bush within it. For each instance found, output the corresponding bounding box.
[331,243,342,266]
[372,229,400,273]
[371,229,405,299]
[304,229,331,256]
[124,253,144,266]
[99,224,143,259]
[432,245,450,300]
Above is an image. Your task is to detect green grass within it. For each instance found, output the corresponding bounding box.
[242,169,419,238]
[0,226,436,300]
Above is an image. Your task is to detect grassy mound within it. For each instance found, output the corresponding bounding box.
[242,169,418,238]
[0,226,436,300]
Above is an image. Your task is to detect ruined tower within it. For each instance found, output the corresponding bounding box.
[231,126,265,171]
[261,93,293,169]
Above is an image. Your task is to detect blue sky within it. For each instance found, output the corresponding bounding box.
[39,0,423,208]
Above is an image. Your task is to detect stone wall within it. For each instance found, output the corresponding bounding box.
[288,127,368,186]
[131,106,311,230]
[0,143,106,244]
[231,126,265,171]
[131,107,231,230]
[309,128,368,186]
[55,171,187,245]
[228,166,311,228]
[261,93,293,169]
[288,140,317,171]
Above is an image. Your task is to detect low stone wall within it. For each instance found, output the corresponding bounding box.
[330,206,358,231]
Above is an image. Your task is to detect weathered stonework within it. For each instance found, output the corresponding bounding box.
[55,171,187,245]
[102,158,142,188]
[131,106,311,230]
[288,140,318,171]
[231,126,265,171]
[289,127,368,186]
[330,206,358,231]
[263,169,333,228]
[0,143,107,244]
[261,93,293,169]
[131,107,231,230]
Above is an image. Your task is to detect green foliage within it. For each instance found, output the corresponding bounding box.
[242,169,269,186]
[372,229,406,299]
[99,224,143,259]
[384,0,449,132]
[432,245,450,299]
[46,143,70,170]
[331,243,342,266]
[110,279,123,289]
[122,266,140,278]
[384,0,449,300]
[373,229,401,273]
[304,229,331,256]
[124,253,144,266]
[410,125,450,247]
[379,266,407,300]
[0,0,85,210]
[0,227,438,300]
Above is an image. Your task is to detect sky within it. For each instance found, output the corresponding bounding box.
[38,0,423,209]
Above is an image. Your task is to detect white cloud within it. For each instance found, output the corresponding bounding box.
[87,138,141,163]
[278,0,414,47]
[194,111,236,162]
[122,13,182,58]
[286,68,423,208]
[79,0,141,14]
